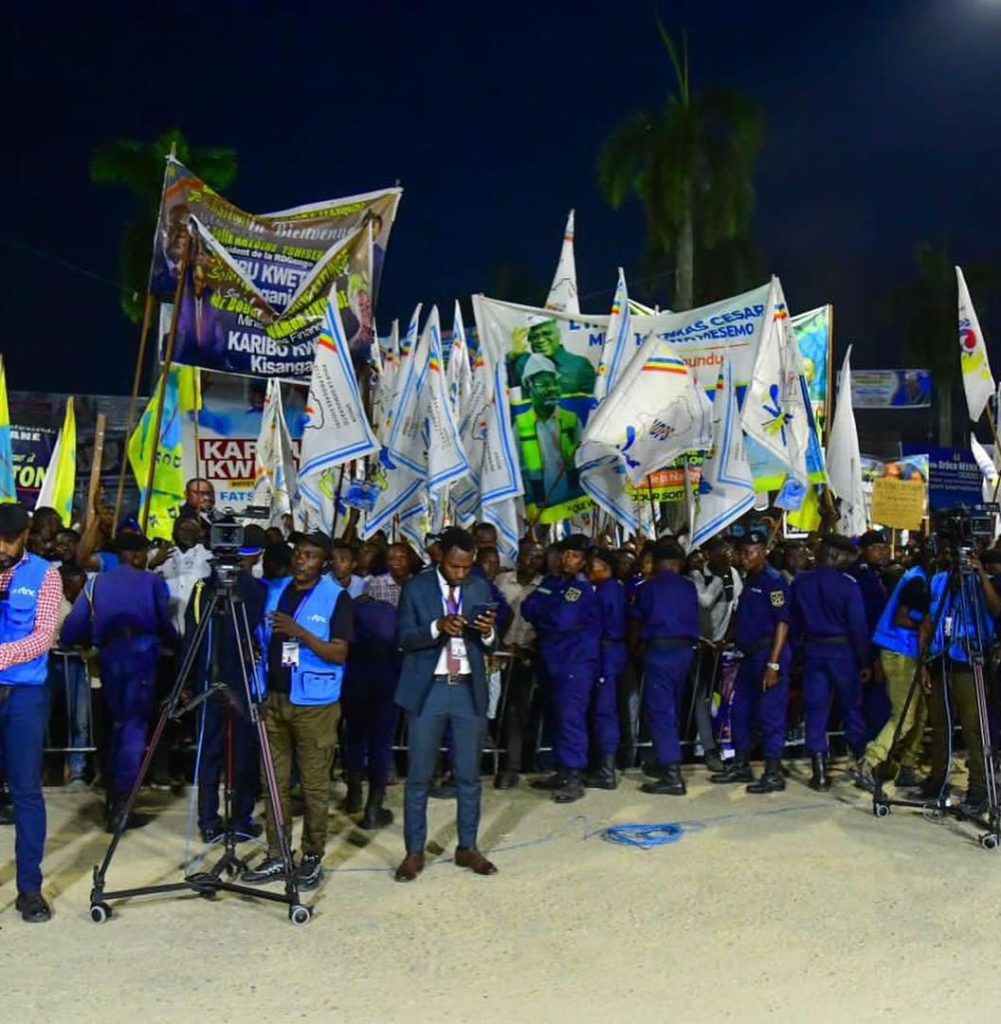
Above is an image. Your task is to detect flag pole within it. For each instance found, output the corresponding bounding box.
[330,464,347,538]
[140,235,190,534]
[646,475,658,537]
[85,414,107,534]
[112,293,158,536]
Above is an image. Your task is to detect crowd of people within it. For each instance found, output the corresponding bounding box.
[1,475,998,919]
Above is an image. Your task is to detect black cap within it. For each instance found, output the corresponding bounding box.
[297,530,332,557]
[0,502,31,537]
[736,530,769,549]
[239,524,268,555]
[821,533,858,554]
[591,547,619,572]
[859,530,887,548]
[115,531,151,552]
[652,538,686,562]
[558,533,590,553]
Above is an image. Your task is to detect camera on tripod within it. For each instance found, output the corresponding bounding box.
[209,512,245,585]
[932,506,995,572]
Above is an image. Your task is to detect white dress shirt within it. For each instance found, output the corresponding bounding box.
[428,570,494,676]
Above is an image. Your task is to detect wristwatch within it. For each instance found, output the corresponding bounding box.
[766,661,780,671]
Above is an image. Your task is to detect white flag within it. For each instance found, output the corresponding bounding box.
[544,209,579,314]
[594,268,636,403]
[371,319,399,443]
[252,379,298,525]
[424,306,470,493]
[741,277,811,501]
[970,433,999,504]
[400,302,423,360]
[577,334,712,485]
[826,346,866,536]
[298,288,379,531]
[447,301,473,424]
[482,496,522,564]
[691,360,756,549]
[957,266,995,422]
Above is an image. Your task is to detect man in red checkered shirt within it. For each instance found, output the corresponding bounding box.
[0,503,62,923]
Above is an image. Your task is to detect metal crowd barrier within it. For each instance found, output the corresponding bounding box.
[44,648,96,760]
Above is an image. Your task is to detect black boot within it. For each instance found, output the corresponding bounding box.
[360,785,394,830]
[553,770,585,804]
[747,758,785,794]
[583,755,618,790]
[341,772,364,814]
[808,753,831,792]
[641,764,686,796]
[704,748,727,775]
[709,754,754,784]
[531,769,568,791]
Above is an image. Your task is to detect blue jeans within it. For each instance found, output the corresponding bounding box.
[0,685,50,893]
[404,680,485,853]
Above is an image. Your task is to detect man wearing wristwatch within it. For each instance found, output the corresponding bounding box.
[710,531,791,793]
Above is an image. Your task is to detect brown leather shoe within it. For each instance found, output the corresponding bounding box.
[454,847,498,876]
[393,852,425,883]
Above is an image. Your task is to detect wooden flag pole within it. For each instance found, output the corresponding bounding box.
[112,293,158,536]
[140,237,190,534]
[84,414,108,533]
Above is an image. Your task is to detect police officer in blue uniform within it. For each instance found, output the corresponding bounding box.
[846,530,892,740]
[523,534,600,804]
[62,531,178,832]
[0,503,62,922]
[711,531,791,793]
[631,538,700,796]
[791,534,870,790]
[583,548,625,790]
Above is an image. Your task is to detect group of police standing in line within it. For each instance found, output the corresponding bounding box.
[6,484,999,913]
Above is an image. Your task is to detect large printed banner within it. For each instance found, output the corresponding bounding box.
[848,369,932,409]
[11,425,57,504]
[476,283,822,523]
[154,158,402,381]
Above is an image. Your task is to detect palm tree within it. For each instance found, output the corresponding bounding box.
[598,21,763,310]
[91,128,238,322]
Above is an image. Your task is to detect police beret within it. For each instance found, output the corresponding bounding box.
[821,533,858,554]
[115,531,151,552]
[591,547,619,572]
[0,502,30,537]
[859,530,887,548]
[652,538,686,561]
[239,524,267,555]
[558,533,590,553]
[736,530,769,548]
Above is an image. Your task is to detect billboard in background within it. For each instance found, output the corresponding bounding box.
[154,158,402,380]
[10,425,57,504]
[847,369,932,409]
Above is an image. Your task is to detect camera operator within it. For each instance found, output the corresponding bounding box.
[923,546,1001,811]
[185,532,268,843]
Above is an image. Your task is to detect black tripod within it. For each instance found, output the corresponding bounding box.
[89,571,311,924]
[872,560,1001,850]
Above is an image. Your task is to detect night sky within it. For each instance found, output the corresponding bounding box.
[4,0,1001,395]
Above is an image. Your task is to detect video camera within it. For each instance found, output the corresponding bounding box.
[209,512,245,584]
[932,506,997,572]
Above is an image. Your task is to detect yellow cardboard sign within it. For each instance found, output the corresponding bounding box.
[871,476,926,530]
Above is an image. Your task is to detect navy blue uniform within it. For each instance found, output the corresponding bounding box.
[730,565,790,759]
[632,572,700,766]
[791,565,869,757]
[62,564,177,798]
[522,574,600,770]
[592,578,626,757]
[847,560,892,739]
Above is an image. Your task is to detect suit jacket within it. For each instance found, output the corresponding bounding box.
[395,569,494,716]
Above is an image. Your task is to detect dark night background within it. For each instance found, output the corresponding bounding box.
[3,0,1001,396]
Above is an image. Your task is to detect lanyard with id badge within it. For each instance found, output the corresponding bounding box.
[446,587,465,682]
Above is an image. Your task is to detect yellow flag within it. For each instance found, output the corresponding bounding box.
[0,357,15,502]
[177,365,202,413]
[36,397,76,526]
[787,481,822,533]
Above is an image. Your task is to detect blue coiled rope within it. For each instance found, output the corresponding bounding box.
[602,822,685,849]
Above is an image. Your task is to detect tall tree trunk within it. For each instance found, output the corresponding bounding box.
[675,195,694,311]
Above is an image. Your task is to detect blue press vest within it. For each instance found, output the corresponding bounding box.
[928,571,995,663]
[872,566,926,658]
[260,576,345,706]
[0,554,53,686]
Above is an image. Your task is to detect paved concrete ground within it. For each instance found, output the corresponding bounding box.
[2,763,1000,1023]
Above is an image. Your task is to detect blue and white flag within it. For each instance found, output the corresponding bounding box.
[423,306,470,493]
[252,379,299,526]
[447,301,473,424]
[298,287,379,530]
[691,360,756,549]
[594,268,636,403]
[482,495,522,565]
[545,209,579,315]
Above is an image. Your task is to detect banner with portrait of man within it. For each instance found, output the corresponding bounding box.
[152,158,402,381]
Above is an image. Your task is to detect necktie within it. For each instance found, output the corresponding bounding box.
[446,586,461,678]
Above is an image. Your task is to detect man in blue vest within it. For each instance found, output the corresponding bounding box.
[0,503,63,922]
[791,535,870,790]
[242,531,352,892]
[849,545,934,792]
[393,527,498,883]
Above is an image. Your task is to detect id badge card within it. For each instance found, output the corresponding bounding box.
[449,637,465,659]
[281,640,300,668]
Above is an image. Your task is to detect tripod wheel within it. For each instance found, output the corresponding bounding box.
[90,902,111,924]
[289,904,311,926]
[873,802,891,819]
[979,833,999,851]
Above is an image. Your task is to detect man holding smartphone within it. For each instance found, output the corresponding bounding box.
[394,527,498,882]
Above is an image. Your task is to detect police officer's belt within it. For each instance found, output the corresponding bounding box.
[809,635,849,644]
[101,627,143,645]
[647,637,694,650]
[739,638,773,655]
[435,673,471,686]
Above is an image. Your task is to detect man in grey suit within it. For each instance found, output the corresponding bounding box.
[394,527,499,882]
